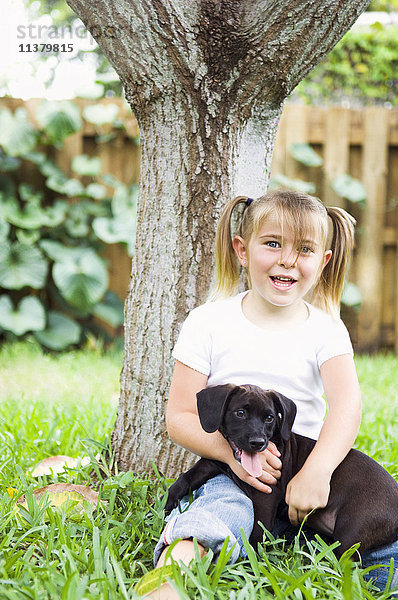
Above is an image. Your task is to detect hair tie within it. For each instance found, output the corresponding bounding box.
[246,197,254,207]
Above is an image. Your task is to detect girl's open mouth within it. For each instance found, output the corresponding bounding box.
[270,275,297,290]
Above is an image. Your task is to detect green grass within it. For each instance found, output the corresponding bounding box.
[355,355,398,476]
[0,341,397,599]
[0,340,120,470]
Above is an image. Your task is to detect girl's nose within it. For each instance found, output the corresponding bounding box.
[278,248,297,268]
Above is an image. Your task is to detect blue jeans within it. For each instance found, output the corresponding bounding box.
[154,474,254,565]
[155,474,398,592]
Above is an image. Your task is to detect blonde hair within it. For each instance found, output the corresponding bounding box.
[210,190,356,319]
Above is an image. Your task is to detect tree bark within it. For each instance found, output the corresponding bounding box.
[66,0,371,476]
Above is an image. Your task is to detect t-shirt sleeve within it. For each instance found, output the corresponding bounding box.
[172,307,212,375]
[316,317,353,368]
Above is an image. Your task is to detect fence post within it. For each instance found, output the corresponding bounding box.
[284,104,309,179]
[356,107,389,352]
[396,241,398,353]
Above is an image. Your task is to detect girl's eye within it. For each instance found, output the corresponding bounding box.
[235,409,246,418]
[265,240,280,249]
[299,246,313,255]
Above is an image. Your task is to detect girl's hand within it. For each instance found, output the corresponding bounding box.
[285,465,331,526]
[258,441,282,485]
[227,441,282,494]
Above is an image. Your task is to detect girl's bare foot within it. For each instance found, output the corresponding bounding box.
[142,540,205,599]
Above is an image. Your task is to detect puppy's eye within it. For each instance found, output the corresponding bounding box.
[234,409,246,418]
[265,415,275,423]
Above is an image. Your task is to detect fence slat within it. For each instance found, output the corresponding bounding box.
[322,107,350,208]
[270,109,286,177]
[56,132,83,175]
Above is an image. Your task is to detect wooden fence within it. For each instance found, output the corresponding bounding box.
[272,104,398,353]
[2,98,398,352]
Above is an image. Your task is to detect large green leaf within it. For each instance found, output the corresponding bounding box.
[112,183,138,216]
[71,154,102,177]
[0,295,45,335]
[36,101,82,145]
[46,175,85,197]
[34,311,82,350]
[42,201,68,227]
[331,174,367,204]
[289,143,324,167]
[52,250,108,312]
[16,229,40,245]
[92,215,136,255]
[82,103,120,126]
[4,194,45,230]
[23,151,47,166]
[38,158,64,179]
[39,239,85,263]
[342,281,362,308]
[6,206,44,229]
[268,174,316,195]
[0,108,37,156]
[0,219,10,240]
[65,204,90,238]
[0,242,48,289]
[18,183,43,204]
[93,291,124,327]
[85,183,107,200]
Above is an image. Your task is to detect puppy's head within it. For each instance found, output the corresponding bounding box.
[197,384,296,477]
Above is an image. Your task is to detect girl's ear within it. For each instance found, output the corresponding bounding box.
[322,250,332,270]
[232,236,248,267]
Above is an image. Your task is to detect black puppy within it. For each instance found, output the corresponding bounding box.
[165,384,398,558]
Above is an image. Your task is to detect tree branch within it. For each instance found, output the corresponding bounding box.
[66,0,371,116]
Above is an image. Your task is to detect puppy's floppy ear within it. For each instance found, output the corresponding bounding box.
[270,391,297,441]
[197,385,236,433]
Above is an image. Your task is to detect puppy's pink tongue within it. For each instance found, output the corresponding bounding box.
[241,450,262,478]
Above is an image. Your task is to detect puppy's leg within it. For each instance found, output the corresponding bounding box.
[249,487,284,547]
[165,459,221,513]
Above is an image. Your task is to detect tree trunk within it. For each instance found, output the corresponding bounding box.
[66,0,371,476]
[114,102,283,474]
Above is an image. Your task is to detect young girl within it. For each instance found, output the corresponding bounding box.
[141,190,398,599]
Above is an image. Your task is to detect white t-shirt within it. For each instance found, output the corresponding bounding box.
[172,291,353,440]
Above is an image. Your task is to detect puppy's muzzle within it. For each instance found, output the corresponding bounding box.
[249,437,267,452]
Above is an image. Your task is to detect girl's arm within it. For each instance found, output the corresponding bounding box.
[167,360,282,493]
[285,353,362,526]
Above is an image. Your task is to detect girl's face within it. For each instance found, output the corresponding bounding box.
[233,216,332,309]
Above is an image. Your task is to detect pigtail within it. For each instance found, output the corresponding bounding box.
[208,196,250,300]
[313,206,356,319]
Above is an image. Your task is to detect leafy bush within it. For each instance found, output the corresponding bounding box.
[369,0,398,10]
[295,23,398,105]
[0,102,138,349]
